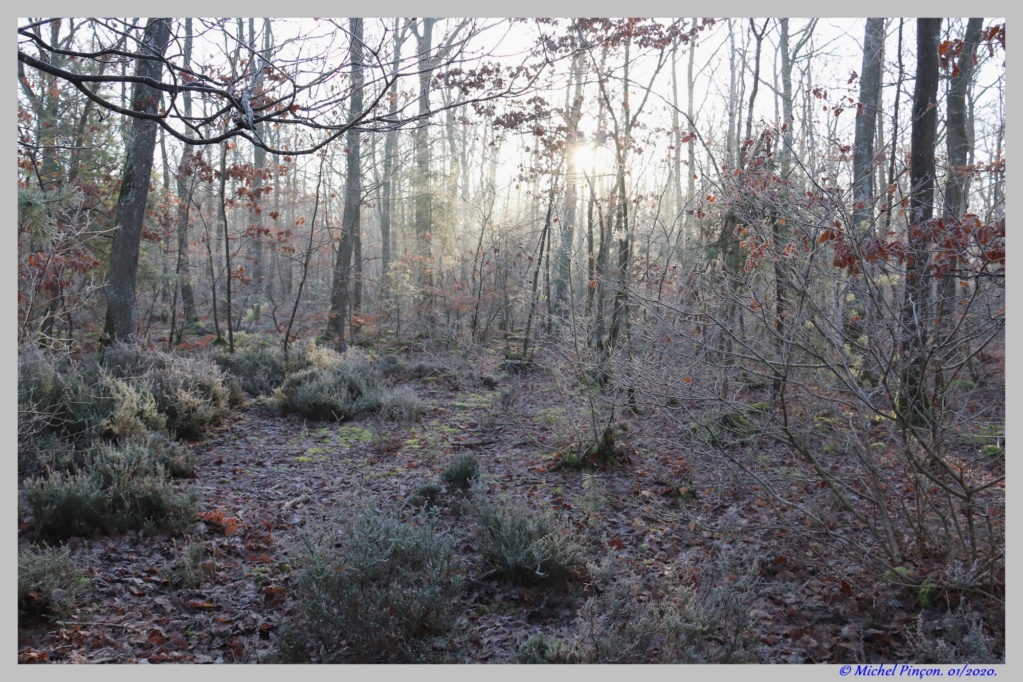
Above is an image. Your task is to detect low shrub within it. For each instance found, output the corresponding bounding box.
[18,347,175,447]
[907,604,1003,663]
[274,348,418,422]
[441,454,479,495]
[474,502,580,586]
[19,347,96,444]
[143,432,196,479]
[212,337,294,396]
[550,428,629,471]
[18,544,88,620]
[271,504,462,663]
[498,385,519,409]
[166,540,211,589]
[406,358,450,380]
[516,632,574,663]
[572,554,764,663]
[19,433,78,480]
[101,343,237,439]
[377,353,407,377]
[275,365,381,421]
[687,405,768,448]
[93,371,167,440]
[407,482,444,510]
[378,386,424,422]
[23,440,198,537]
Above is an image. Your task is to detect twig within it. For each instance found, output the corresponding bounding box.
[283,493,311,510]
[55,620,135,629]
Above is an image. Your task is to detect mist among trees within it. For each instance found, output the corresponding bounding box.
[18,18,1005,664]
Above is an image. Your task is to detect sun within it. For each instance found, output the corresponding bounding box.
[573,144,595,170]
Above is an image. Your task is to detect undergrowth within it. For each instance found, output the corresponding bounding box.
[18,544,88,621]
[269,504,462,663]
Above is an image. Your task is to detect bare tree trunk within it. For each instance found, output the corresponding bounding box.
[103,18,172,343]
[898,18,941,426]
[686,21,698,227]
[174,18,198,327]
[742,19,769,162]
[327,18,364,353]
[219,143,234,353]
[285,157,326,359]
[524,190,555,358]
[937,18,984,381]
[943,18,984,222]
[379,19,403,281]
[884,20,905,231]
[412,18,436,316]
[726,20,738,167]
[671,39,683,218]
[555,48,586,320]
[851,18,886,235]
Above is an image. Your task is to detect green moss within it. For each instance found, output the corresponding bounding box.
[451,394,493,410]
[915,578,940,608]
[335,425,375,447]
[426,421,460,435]
[965,424,1004,444]
[814,416,838,433]
[537,407,567,424]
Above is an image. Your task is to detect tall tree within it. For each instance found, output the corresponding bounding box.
[554,47,587,319]
[173,18,199,327]
[845,18,885,342]
[379,19,406,280]
[411,18,437,312]
[943,18,984,222]
[936,18,985,377]
[327,18,365,352]
[898,17,941,426]
[851,18,886,235]
[248,18,269,299]
[102,18,172,342]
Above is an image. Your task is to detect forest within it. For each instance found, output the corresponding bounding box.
[16,17,1005,664]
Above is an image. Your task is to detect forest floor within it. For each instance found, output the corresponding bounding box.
[17,350,1005,664]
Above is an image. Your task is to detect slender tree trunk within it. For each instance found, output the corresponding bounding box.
[898,18,941,426]
[779,19,794,167]
[171,18,198,327]
[285,158,325,359]
[671,40,683,217]
[523,191,554,358]
[844,18,886,347]
[885,20,905,231]
[555,49,586,320]
[726,20,738,167]
[943,18,984,222]
[219,143,234,353]
[413,18,436,314]
[686,21,697,227]
[851,18,886,235]
[103,18,172,343]
[248,18,267,300]
[743,20,769,163]
[380,19,403,280]
[327,18,364,352]
[32,20,63,190]
[937,18,984,379]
